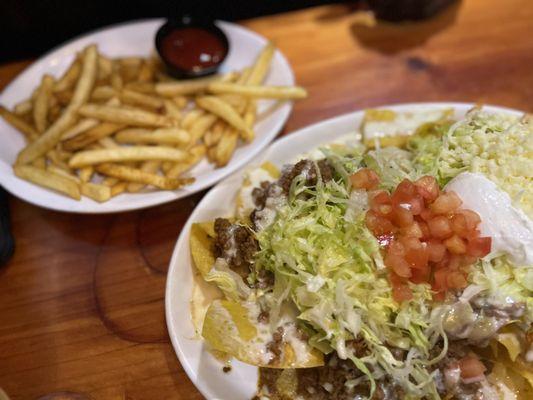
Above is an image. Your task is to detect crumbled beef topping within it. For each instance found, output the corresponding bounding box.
[278,159,334,195]
[266,326,285,365]
[254,269,275,289]
[257,353,405,400]
[214,218,258,279]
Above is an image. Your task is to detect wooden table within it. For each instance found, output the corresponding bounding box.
[1,1,532,399]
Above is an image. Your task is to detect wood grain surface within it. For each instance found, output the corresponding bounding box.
[1,1,532,399]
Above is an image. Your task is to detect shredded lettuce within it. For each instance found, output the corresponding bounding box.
[363,147,417,191]
[255,163,443,398]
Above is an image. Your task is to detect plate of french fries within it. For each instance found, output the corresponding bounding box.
[0,19,305,213]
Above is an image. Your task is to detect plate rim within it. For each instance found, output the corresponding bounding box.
[0,18,295,214]
[165,101,524,400]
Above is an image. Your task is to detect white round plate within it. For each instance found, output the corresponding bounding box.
[165,102,522,400]
[0,19,294,213]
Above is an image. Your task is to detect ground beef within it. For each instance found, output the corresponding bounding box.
[266,327,285,365]
[252,181,272,209]
[213,218,258,279]
[278,159,334,195]
[254,269,275,289]
[256,353,406,400]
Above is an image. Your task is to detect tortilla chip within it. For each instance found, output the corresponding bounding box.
[202,299,324,368]
[190,222,216,277]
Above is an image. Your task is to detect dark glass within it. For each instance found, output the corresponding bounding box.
[368,0,457,21]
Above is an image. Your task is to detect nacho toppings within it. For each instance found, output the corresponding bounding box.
[359,174,492,302]
[190,109,533,400]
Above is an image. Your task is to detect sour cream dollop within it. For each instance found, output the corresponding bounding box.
[445,172,533,266]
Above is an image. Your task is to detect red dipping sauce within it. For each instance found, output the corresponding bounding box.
[160,27,227,72]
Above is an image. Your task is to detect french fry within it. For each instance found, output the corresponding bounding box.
[181,109,204,130]
[172,96,188,109]
[115,128,190,145]
[54,60,81,93]
[78,104,174,127]
[124,81,156,94]
[196,96,252,139]
[46,149,70,170]
[69,146,189,167]
[78,166,94,183]
[214,128,239,167]
[163,99,182,120]
[127,160,161,192]
[81,182,112,202]
[14,99,32,116]
[167,145,206,178]
[208,82,308,99]
[91,86,115,101]
[17,45,98,164]
[54,89,74,106]
[0,105,39,141]
[190,114,217,143]
[110,61,123,90]
[120,89,163,110]
[96,163,194,190]
[102,176,119,186]
[242,101,257,142]
[33,75,55,132]
[62,122,124,151]
[111,181,128,197]
[155,72,238,97]
[247,42,275,85]
[155,75,219,97]
[161,161,174,173]
[98,137,120,148]
[203,129,223,148]
[14,165,81,200]
[97,55,113,81]
[61,118,99,140]
[32,157,47,169]
[47,165,81,183]
[137,61,154,82]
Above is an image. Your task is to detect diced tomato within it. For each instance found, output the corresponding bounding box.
[385,253,412,278]
[459,356,486,380]
[433,268,448,291]
[410,266,430,284]
[448,254,463,270]
[457,209,482,231]
[400,221,423,238]
[364,177,491,303]
[427,216,453,239]
[430,191,462,214]
[391,205,414,227]
[419,208,434,222]
[405,244,429,270]
[365,211,396,236]
[466,237,491,257]
[418,220,430,240]
[350,168,380,190]
[390,272,413,302]
[415,176,440,203]
[447,271,467,289]
[427,240,446,262]
[450,213,468,237]
[444,235,467,255]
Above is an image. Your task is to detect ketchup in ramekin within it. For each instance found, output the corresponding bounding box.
[156,17,229,79]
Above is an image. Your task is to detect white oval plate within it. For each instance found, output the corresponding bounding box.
[0,19,294,213]
[165,102,522,400]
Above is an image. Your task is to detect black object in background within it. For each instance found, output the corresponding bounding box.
[0,188,15,267]
[368,0,457,21]
[0,0,339,62]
